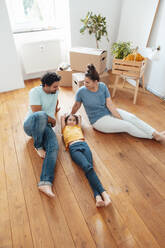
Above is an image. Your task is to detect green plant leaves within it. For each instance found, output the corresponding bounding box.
[111,42,133,59]
[80,12,109,48]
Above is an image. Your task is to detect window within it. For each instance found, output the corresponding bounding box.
[6,0,57,33]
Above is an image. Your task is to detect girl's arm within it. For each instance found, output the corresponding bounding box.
[106,97,122,119]
[61,114,66,132]
[56,99,60,113]
[77,115,82,127]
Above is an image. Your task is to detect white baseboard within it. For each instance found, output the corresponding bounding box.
[147,86,165,100]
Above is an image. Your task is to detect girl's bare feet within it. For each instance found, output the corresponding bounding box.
[35,148,46,158]
[38,185,55,198]
[101,191,111,206]
[96,195,105,207]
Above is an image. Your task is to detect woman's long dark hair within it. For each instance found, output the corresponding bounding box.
[85,64,100,81]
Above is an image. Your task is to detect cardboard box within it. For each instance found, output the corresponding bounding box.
[72,73,85,93]
[56,67,77,87]
[70,47,107,74]
[72,71,110,93]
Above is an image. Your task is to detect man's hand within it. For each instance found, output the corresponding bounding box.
[48,116,56,127]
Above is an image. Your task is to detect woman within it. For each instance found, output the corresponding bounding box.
[71,64,165,143]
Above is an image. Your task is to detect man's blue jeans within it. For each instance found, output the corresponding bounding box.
[69,141,105,198]
[23,111,59,185]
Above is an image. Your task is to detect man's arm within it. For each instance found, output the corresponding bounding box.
[31,105,56,127]
[71,101,82,114]
[106,98,122,119]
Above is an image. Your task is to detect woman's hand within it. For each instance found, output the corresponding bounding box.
[106,98,122,119]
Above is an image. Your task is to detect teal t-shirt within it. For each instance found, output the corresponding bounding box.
[76,82,112,124]
[27,85,58,119]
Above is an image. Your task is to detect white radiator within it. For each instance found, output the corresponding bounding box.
[21,39,62,74]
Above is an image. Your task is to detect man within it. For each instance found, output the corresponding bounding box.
[23,72,61,197]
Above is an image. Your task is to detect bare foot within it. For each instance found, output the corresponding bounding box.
[155,133,165,144]
[38,185,55,198]
[96,195,105,207]
[160,131,165,136]
[101,191,111,207]
[35,148,46,158]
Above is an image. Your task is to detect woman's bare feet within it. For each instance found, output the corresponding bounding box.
[153,131,165,144]
[35,148,46,158]
[38,185,55,198]
[101,191,111,206]
[96,195,105,207]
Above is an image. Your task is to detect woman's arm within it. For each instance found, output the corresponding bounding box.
[71,101,81,114]
[106,98,122,119]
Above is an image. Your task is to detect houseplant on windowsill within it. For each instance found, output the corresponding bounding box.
[80,12,109,49]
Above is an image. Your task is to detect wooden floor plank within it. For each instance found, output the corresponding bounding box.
[55,161,97,248]
[6,96,55,248]
[58,137,118,248]
[1,103,34,248]
[0,75,165,248]
[85,143,160,248]
[11,92,76,248]
[0,102,13,248]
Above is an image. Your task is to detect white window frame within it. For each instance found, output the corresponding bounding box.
[6,0,58,34]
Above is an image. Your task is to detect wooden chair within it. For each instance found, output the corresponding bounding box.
[112,58,147,104]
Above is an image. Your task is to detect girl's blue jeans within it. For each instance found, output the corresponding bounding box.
[23,111,59,185]
[69,141,105,198]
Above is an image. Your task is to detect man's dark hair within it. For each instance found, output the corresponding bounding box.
[41,72,61,87]
[65,115,79,125]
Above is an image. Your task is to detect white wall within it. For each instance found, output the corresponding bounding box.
[117,0,159,47]
[145,0,165,98]
[0,1,24,93]
[69,0,122,69]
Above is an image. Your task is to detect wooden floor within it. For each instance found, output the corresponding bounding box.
[0,75,165,248]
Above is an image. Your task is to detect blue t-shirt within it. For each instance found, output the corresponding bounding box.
[76,82,112,124]
[26,85,58,119]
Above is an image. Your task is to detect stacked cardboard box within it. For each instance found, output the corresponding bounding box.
[70,47,107,74]
[56,67,77,87]
[72,73,85,93]
[70,47,109,93]
[57,47,109,89]
[72,71,110,93]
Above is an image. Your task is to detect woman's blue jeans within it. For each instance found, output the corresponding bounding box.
[69,141,105,198]
[23,111,59,185]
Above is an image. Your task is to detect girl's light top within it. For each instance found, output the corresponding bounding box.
[62,125,84,149]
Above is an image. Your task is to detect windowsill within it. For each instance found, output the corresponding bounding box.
[13,27,59,35]
[13,28,65,43]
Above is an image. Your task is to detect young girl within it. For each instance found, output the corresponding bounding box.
[61,114,111,207]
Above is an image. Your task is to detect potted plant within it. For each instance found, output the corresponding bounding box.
[80,12,109,49]
[111,41,133,59]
